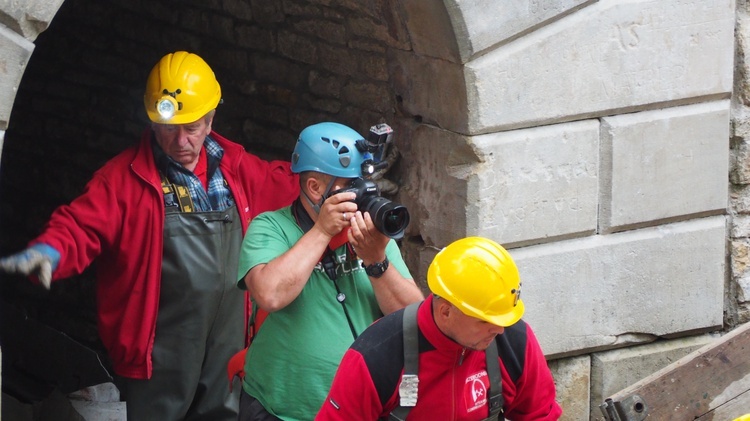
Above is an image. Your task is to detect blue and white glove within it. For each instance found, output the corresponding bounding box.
[0,244,61,289]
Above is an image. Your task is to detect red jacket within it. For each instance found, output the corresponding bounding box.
[32,129,299,379]
[318,295,562,420]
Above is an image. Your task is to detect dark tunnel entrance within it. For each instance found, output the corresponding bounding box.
[0,0,407,412]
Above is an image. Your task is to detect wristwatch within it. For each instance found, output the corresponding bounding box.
[363,256,389,278]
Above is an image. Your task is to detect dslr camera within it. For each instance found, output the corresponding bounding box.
[328,177,410,240]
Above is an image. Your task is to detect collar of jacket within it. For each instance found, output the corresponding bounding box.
[419,294,467,354]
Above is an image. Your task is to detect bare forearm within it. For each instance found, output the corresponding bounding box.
[370,269,424,315]
[245,226,330,312]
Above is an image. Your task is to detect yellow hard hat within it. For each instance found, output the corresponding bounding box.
[144,51,222,124]
[428,237,525,327]
[733,415,750,421]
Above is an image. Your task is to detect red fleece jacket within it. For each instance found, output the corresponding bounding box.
[33,129,299,379]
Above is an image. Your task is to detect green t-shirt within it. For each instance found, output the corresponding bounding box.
[237,206,412,421]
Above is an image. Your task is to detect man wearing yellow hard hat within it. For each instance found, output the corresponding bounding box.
[0,51,299,420]
[317,236,562,420]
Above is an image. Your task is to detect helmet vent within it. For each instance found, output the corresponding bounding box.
[338,146,350,167]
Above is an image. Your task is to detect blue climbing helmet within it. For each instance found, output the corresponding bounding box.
[291,122,366,178]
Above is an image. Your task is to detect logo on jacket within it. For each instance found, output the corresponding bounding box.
[464,371,489,412]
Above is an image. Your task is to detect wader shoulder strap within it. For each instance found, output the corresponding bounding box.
[160,173,194,213]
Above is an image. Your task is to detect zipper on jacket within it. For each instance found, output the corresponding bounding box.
[458,347,467,366]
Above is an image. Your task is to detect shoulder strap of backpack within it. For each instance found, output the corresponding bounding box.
[388,302,420,421]
[389,302,505,421]
[485,339,505,420]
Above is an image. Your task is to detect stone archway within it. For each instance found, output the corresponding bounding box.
[0,1,743,420]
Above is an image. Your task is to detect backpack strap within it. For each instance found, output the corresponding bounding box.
[485,339,505,420]
[388,301,505,421]
[388,302,420,421]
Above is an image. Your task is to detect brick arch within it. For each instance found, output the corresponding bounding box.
[0,0,474,242]
[0,0,65,139]
[0,0,472,400]
[3,2,743,420]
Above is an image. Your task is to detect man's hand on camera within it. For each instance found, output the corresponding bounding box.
[0,244,60,289]
[317,192,358,238]
[348,211,389,264]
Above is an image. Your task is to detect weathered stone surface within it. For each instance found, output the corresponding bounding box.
[471,120,599,247]
[402,120,599,248]
[463,0,735,133]
[70,400,126,421]
[444,0,592,62]
[0,25,33,130]
[589,334,716,420]
[388,49,468,130]
[399,124,478,246]
[600,101,730,232]
[730,214,750,238]
[400,0,461,63]
[738,7,750,116]
[69,382,125,420]
[512,216,725,357]
[731,106,750,185]
[548,355,590,421]
[0,0,63,41]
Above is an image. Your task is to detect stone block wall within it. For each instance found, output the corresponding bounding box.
[0,0,746,420]
[393,0,738,419]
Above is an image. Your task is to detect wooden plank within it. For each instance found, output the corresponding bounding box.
[600,322,750,420]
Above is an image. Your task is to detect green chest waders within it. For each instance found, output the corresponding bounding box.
[388,302,505,421]
[119,205,244,421]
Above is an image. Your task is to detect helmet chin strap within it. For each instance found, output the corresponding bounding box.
[302,176,339,214]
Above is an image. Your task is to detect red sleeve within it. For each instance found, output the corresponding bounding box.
[503,323,563,420]
[316,349,384,421]
[33,170,121,281]
[239,152,299,217]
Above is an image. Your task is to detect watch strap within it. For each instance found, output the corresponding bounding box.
[363,256,389,278]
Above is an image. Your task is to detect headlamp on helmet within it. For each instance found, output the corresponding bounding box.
[156,89,182,120]
[357,123,393,176]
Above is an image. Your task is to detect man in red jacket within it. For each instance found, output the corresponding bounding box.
[317,237,563,421]
[0,51,299,421]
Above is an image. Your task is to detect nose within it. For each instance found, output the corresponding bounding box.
[176,127,190,146]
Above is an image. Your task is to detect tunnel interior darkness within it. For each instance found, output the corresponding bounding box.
[0,0,408,400]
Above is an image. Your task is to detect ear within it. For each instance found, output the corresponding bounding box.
[203,112,214,134]
[304,175,325,200]
[436,298,452,321]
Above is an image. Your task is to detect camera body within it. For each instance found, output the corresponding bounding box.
[329,177,410,240]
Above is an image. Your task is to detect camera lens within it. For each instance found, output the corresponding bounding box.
[380,206,410,239]
[362,196,410,240]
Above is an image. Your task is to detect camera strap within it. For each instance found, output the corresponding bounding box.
[292,199,355,268]
[292,198,359,339]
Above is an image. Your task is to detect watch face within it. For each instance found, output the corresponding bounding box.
[365,257,389,278]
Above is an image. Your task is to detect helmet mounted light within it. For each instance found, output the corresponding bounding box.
[356,123,393,177]
[157,97,177,120]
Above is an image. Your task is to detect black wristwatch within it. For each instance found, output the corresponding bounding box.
[363,256,389,278]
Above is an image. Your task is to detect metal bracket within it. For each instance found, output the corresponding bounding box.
[600,394,649,421]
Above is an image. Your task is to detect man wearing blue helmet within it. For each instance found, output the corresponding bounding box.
[236,122,424,420]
